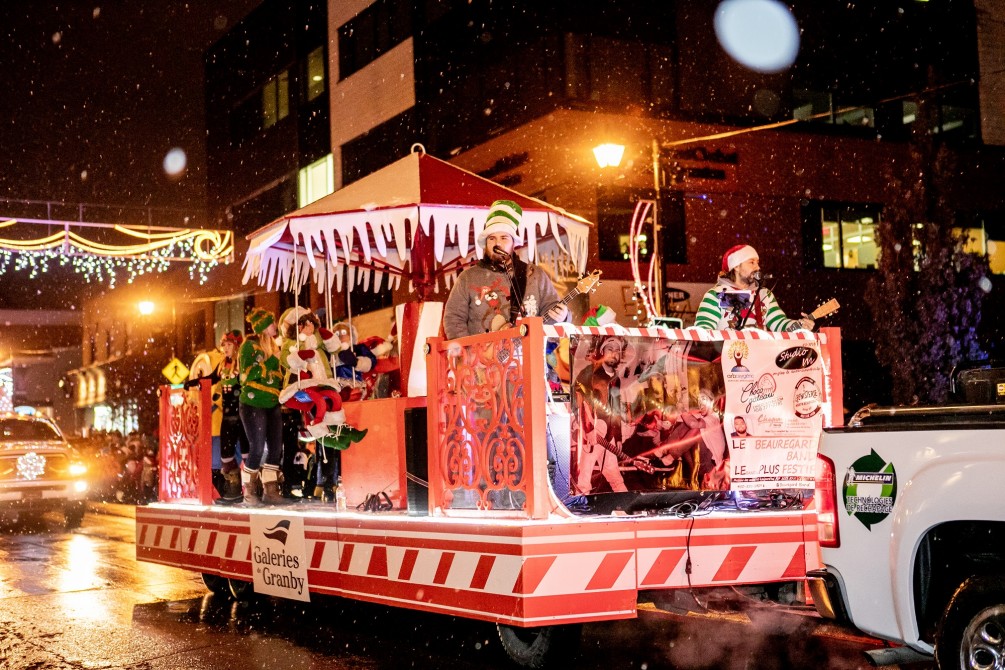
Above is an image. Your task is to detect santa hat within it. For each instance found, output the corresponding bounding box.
[477,199,524,248]
[359,335,393,358]
[582,305,617,327]
[722,244,758,273]
[246,307,275,334]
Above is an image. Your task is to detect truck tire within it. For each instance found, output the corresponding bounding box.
[202,573,230,596]
[936,576,1005,670]
[496,623,581,668]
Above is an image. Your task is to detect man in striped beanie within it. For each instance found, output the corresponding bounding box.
[693,244,814,331]
[443,199,570,338]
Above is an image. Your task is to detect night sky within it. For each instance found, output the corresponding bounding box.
[0,2,260,309]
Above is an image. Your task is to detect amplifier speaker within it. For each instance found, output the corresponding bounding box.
[956,367,1005,405]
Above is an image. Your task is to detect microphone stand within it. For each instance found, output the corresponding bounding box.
[493,250,526,325]
[734,273,762,330]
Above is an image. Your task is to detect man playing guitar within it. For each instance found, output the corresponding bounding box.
[443,199,571,339]
[694,244,816,331]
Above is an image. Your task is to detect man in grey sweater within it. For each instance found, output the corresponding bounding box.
[443,200,570,339]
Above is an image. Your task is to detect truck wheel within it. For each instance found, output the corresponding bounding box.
[936,577,1005,670]
[64,503,85,530]
[496,623,581,668]
[228,578,257,603]
[202,573,230,596]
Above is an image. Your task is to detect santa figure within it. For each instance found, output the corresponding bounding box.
[277,309,367,451]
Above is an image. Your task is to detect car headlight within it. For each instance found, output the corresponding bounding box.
[69,462,88,477]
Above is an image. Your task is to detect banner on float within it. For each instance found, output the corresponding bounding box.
[721,339,824,490]
[568,335,729,495]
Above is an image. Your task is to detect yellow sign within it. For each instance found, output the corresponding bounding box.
[162,358,190,385]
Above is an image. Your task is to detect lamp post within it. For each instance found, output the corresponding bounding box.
[594,140,666,317]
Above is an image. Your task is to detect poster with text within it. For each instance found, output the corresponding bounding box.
[721,339,824,490]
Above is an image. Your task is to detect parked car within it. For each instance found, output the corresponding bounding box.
[0,414,89,528]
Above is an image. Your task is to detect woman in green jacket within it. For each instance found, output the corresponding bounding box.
[238,308,284,505]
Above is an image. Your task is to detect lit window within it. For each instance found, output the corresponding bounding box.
[306,47,325,101]
[262,71,290,128]
[808,202,881,269]
[956,226,1005,275]
[298,155,334,207]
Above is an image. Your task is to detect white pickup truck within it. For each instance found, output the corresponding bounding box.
[809,398,1005,669]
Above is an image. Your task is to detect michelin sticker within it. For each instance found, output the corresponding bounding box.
[843,449,897,530]
[250,514,310,602]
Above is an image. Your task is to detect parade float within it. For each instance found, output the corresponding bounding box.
[137,148,842,666]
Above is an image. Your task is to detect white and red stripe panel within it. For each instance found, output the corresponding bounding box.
[541,323,828,343]
[136,507,252,580]
[136,506,821,626]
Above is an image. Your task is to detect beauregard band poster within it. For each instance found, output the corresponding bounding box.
[719,338,825,491]
[567,334,824,496]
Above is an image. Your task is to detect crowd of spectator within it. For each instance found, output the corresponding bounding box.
[69,430,158,504]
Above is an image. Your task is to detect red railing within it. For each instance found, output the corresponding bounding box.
[157,380,214,504]
[425,318,551,519]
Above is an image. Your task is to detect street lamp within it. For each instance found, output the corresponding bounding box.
[592,143,625,169]
[138,300,155,316]
[594,139,666,317]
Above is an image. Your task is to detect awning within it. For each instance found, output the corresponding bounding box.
[242,151,593,299]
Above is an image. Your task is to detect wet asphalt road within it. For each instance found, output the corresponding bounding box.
[0,506,934,670]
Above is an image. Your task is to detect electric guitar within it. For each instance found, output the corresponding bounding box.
[578,391,656,474]
[490,270,603,332]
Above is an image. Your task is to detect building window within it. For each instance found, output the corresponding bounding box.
[262,71,290,128]
[305,47,326,101]
[298,154,334,207]
[338,0,413,80]
[341,110,416,186]
[596,186,686,264]
[956,214,1005,275]
[564,34,675,113]
[803,201,881,269]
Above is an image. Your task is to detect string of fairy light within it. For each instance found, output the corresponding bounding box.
[0,218,233,288]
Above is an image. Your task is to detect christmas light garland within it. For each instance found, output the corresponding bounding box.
[0,218,233,288]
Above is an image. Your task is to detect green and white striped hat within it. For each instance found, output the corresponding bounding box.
[477,199,523,248]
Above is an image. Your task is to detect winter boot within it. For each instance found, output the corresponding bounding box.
[214,462,243,505]
[242,466,262,506]
[261,465,284,505]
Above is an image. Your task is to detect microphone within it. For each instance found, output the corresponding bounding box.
[491,248,513,272]
[752,272,773,284]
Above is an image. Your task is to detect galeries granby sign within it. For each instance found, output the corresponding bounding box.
[249,515,310,602]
